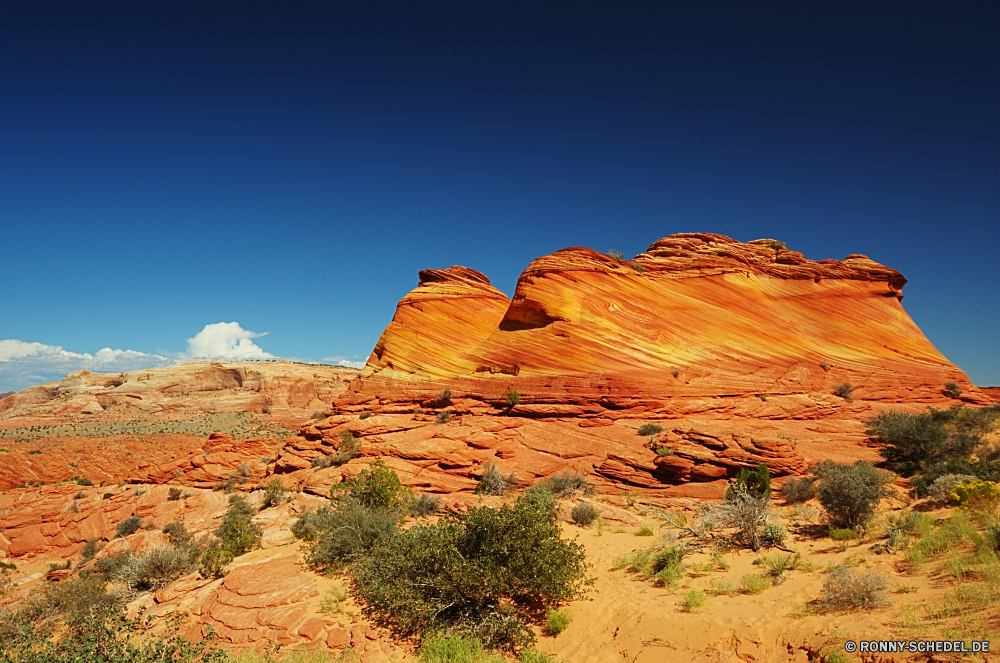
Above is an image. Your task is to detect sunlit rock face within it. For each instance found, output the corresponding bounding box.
[349,233,987,414]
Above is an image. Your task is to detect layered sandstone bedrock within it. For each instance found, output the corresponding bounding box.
[346,233,988,416]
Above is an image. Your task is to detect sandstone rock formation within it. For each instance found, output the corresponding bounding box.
[353,234,986,413]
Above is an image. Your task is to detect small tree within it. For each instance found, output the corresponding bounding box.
[813,460,890,530]
[943,382,963,399]
[332,459,409,512]
[726,463,772,501]
[505,388,520,410]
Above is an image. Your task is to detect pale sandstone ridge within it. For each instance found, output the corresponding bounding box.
[0,360,358,416]
[0,361,359,490]
[345,233,987,415]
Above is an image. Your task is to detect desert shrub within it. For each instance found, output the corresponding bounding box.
[475,462,516,496]
[637,423,663,436]
[727,463,772,501]
[73,491,85,499]
[671,368,680,378]
[102,492,114,500]
[740,574,771,594]
[606,249,626,261]
[950,479,1000,512]
[636,521,654,537]
[80,539,102,561]
[311,411,327,420]
[943,381,964,399]
[1,601,228,663]
[416,634,504,663]
[213,494,262,557]
[168,486,183,501]
[410,492,442,517]
[295,504,401,570]
[260,478,288,510]
[115,515,144,538]
[571,502,598,527]
[655,446,673,456]
[761,522,787,547]
[781,476,816,503]
[545,607,571,634]
[76,477,94,486]
[359,410,373,420]
[828,526,858,540]
[505,388,520,409]
[680,590,707,612]
[868,406,1000,493]
[350,491,590,650]
[833,383,854,402]
[707,578,734,596]
[928,473,979,504]
[436,410,452,424]
[319,584,349,615]
[113,545,201,592]
[537,470,594,498]
[709,484,773,551]
[813,460,890,530]
[650,545,684,576]
[162,522,195,548]
[905,512,978,568]
[332,460,410,512]
[199,547,234,579]
[818,566,891,610]
[439,387,453,402]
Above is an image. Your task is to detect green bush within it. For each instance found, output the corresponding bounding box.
[199,547,234,579]
[828,526,858,540]
[814,460,890,530]
[80,539,102,561]
[943,381,963,399]
[726,463,772,501]
[259,478,288,510]
[867,405,1000,493]
[76,477,94,487]
[537,471,594,498]
[168,487,182,501]
[332,460,410,511]
[651,545,684,588]
[545,607,571,634]
[436,410,452,424]
[162,522,195,548]
[680,590,707,612]
[351,491,590,650]
[294,504,400,570]
[417,634,504,663]
[410,492,442,517]
[571,502,598,527]
[740,574,771,594]
[505,389,520,409]
[637,423,663,436]
[213,494,262,558]
[927,473,979,504]
[1,601,228,663]
[115,516,143,538]
[781,476,816,503]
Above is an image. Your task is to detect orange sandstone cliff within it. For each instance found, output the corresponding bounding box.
[347,233,986,414]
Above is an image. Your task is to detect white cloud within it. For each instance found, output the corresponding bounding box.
[0,339,174,392]
[323,356,366,369]
[186,322,275,360]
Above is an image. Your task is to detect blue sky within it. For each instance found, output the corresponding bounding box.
[1,2,998,392]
